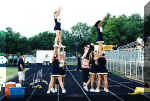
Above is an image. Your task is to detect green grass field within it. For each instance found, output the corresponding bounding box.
[109,70,124,77]
[6,67,29,81]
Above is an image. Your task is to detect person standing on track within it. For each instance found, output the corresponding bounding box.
[89,50,100,92]
[81,45,91,91]
[47,47,66,94]
[54,47,66,92]
[82,44,95,92]
[18,52,25,86]
[53,7,64,48]
[89,50,109,93]
[97,53,109,92]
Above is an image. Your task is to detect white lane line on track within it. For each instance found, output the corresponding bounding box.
[22,69,38,101]
[26,67,50,101]
[26,73,41,101]
[26,88,37,101]
[109,78,150,100]
[66,66,125,101]
[107,85,121,87]
[120,82,131,84]
[66,66,92,101]
[109,77,139,100]
[108,78,135,91]
[100,77,125,101]
[109,91,125,101]
[111,73,144,85]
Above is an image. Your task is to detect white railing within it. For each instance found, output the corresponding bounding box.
[105,46,144,81]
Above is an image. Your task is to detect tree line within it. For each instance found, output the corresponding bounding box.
[0,14,144,56]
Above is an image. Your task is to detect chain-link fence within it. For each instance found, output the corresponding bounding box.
[105,46,144,81]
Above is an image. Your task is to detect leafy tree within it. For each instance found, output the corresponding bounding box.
[0,14,144,55]
[0,30,6,52]
[29,31,55,50]
[70,23,92,53]
[104,14,143,46]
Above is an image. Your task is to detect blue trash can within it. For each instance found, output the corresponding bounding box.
[9,87,25,99]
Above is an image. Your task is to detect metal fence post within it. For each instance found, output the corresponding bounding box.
[135,61,138,80]
[125,60,127,76]
[142,63,144,81]
[113,58,115,72]
[130,62,132,78]
[109,59,111,71]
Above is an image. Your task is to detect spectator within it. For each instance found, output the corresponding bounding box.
[18,52,25,86]
[136,36,144,49]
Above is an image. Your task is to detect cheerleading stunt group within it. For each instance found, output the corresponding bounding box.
[46,7,109,94]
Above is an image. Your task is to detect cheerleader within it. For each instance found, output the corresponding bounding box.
[95,16,107,56]
[89,51,100,92]
[82,44,95,92]
[89,51,109,92]
[97,54,109,92]
[54,47,66,92]
[47,47,66,94]
[81,45,90,89]
[53,7,64,48]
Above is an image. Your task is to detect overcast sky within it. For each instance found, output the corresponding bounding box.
[0,0,149,37]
